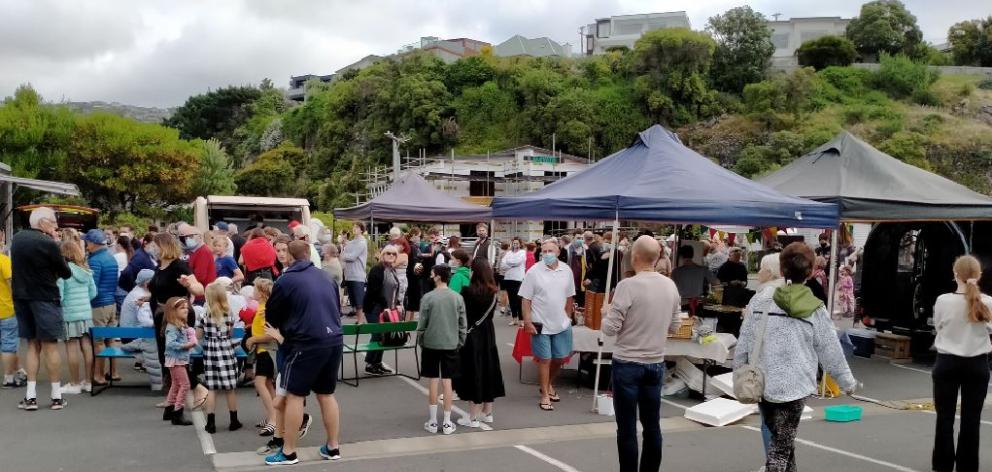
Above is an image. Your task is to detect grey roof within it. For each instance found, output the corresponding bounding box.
[758,131,992,222]
[494,35,567,57]
[334,172,491,222]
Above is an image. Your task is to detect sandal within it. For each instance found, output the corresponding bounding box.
[539,401,555,411]
[539,388,562,402]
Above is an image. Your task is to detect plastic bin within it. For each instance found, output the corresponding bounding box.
[824,405,863,422]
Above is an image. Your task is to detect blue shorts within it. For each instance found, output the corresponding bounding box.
[531,326,573,360]
[0,317,18,353]
[279,344,343,396]
[344,281,366,311]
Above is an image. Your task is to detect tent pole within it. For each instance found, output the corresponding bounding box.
[823,227,840,398]
[592,211,620,412]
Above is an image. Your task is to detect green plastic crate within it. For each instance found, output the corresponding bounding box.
[824,405,863,422]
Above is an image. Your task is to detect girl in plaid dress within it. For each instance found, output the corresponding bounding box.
[198,281,242,434]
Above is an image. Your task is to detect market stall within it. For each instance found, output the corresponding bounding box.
[494,125,840,409]
[334,171,492,223]
[759,131,992,336]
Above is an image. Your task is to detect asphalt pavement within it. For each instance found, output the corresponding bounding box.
[2,314,990,472]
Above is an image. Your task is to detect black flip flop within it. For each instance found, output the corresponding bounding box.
[539,402,555,411]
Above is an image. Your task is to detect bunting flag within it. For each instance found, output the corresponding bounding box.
[727,233,736,245]
[709,228,717,239]
[718,231,727,241]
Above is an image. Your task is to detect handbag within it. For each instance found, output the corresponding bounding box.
[733,309,768,404]
[466,295,499,335]
[380,271,409,347]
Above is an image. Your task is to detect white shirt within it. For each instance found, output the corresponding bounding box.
[933,293,992,357]
[519,261,575,335]
[500,249,526,281]
[114,251,127,278]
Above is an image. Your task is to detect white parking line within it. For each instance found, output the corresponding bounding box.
[918,410,992,427]
[890,364,931,375]
[514,445,583,472]
[660,397,691,411]
[740,425,920,471]
[187,392,216,455]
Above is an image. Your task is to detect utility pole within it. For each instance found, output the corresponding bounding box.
[772,13,782,21]
[384,131,410,182]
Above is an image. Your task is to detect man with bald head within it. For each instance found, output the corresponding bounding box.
[602,236,682,472]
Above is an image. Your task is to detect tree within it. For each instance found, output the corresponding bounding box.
[0,85,73,180]
[191,139,237,196]
[797,36,858,70]
[163,85,262,151]
[706,6,775,93]
[632,28,718,125]
[845,0,923,60]
[67,113,201,211]
[948,17,992,66]
[234,143,303,197]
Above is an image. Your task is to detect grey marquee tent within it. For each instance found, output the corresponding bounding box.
[759,131,992,222]
[333,172,492,222]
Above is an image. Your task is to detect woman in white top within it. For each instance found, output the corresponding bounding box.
[499,238,527,326]
[931,255,992,472]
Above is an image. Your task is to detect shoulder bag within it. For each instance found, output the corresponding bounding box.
[380,271,409,347]
[733,309,768,404]
[466,294,499,336]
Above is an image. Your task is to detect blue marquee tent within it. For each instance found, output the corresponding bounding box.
[492,125,839,228]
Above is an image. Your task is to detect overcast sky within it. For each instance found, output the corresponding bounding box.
[1,0,984,108]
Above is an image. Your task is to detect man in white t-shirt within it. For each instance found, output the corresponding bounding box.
[520,239,575,412]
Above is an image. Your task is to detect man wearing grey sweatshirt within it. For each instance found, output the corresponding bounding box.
[603,236,681,472]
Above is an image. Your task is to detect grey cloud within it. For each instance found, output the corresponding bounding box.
[0,0,141,60]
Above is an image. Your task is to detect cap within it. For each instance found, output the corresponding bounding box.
[288,220,301,230]
[82,229,107,245]
[215,221,229,231]
[135,269,154,286]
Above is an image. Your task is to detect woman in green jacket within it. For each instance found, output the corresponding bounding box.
[58,241,98,395]
[448,250,471,294]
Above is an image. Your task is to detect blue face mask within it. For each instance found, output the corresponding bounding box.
[542,253,558,266]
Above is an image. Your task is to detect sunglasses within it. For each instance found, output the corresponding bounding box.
[383,252,397,256]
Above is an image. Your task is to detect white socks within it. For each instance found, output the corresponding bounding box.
[428,404,438,423]
[442,410,452,425]
[51,382,62,400]
[26,381,37,399]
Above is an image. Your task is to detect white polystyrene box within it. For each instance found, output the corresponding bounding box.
[684,398,757,427]
[711,372,735,398]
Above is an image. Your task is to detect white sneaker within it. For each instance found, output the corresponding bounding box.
[424,421,438,434]
[80,382,92,393]
[441,422,456,435]
[456,417,481,428]
[508,320,517,326]
[61,384,82,395]
[480,414,494,424]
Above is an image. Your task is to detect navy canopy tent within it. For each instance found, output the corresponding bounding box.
[492,125,838,228]
[334,172,492,222]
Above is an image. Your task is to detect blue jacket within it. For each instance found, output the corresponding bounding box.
[118,248,156,292]
[57,263,97,323]
[164,324,193,363]
[88,247,119,307]
[266,260,342,348]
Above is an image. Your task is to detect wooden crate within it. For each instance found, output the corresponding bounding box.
[873,333,911,360]
[584,292,606,330]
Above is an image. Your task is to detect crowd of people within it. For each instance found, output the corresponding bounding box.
[1,207,989,472]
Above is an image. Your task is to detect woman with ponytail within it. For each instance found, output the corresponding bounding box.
[931,255,992,472]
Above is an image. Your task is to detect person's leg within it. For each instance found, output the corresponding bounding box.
[169,366,192,425]
[1,317,18,382]
[954,355,990,472]
[316,393,340,450]
[547,328,572,393]
[41,340,61,383]
[637,363,663,472]
[537,360,551,404]
[507,281,522,321]
[281,394,305,455]
[441,378,454,419]
[760,399,805,472]
[65,338,81,385]
[25,339,40,385]
[80,335,94,388]
[428,377,439,421]
[255,376,276,424]
[931,354,959,472]
[226,389,242,430]
[611,359,640,472]
[165,366,181,406]
[365,308,383,367]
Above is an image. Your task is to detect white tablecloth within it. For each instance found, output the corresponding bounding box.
[571,326,736,363]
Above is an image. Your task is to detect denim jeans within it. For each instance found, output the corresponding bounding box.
[611,359,664,472]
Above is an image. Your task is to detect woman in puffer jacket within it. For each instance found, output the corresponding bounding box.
[120,269,163,391]
[58,241,98,395]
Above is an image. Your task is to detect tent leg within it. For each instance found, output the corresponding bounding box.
[592,213,619,412]
[823,228,840,399]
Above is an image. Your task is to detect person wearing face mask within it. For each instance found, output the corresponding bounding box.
[519,240,576,412]
[119,233,159,295]
[178,223,216,297]
[447,250,472,294]
[500,238,527,327]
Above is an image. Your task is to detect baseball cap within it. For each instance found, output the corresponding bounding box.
[215,221,229,231]
[82,229,107,245]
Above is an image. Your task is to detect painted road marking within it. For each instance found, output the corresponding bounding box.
[741,425,920,471]
[187,392,216,455]
[514,445,583,472]
[919,409,992,426]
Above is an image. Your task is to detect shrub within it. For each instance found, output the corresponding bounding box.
[979,79,992,90]
[911,88,941,106]
[819,66,873,96]
[874,53,939,99]
[797,36,858,70]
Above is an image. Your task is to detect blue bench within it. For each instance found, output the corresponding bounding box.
[89,326,247,397]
